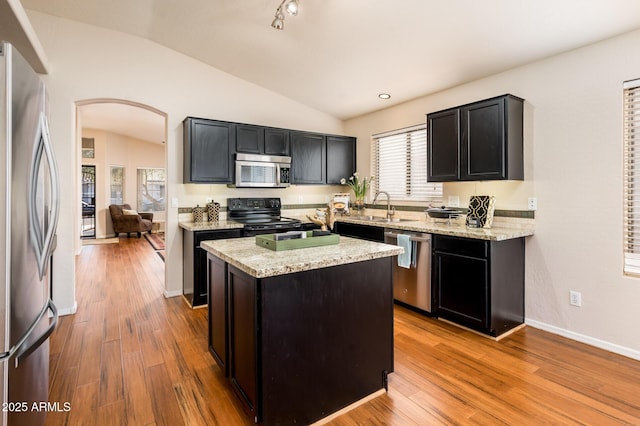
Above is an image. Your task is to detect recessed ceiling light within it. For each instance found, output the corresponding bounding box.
[378,93,391,100]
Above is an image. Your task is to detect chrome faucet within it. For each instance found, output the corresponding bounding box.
[372,191,395,219]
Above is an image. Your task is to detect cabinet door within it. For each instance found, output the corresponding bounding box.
[434,250,489,331]
[184,118,234,183]
[326,136,356,184]
[264,128,290,156]
[207,254,228,375]
[461,97,506,180]
[291,132,326,184]
[236,124,264,154]
[427,109,460,182]
[228,266,259,419]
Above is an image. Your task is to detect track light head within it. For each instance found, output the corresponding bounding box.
[284,0,299,16]
[271,0,300,30]
[271,11,285,30]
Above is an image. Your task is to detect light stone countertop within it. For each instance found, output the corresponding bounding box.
[178,219,244,232]
[179,214,534,241]
[335,216,534,241]
[201,236,403,278]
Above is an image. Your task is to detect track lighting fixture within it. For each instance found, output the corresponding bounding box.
[271,0,300,30]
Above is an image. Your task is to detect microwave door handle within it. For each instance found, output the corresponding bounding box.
[276,164,281,186]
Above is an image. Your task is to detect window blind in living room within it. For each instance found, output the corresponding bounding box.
[623,78,640,275]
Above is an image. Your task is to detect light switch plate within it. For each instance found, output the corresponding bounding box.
[171,197,178,208]
[448,196,460,207]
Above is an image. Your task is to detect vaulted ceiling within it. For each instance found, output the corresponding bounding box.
[21,0,640,120]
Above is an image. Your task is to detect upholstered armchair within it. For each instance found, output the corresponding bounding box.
[108,204,153,238]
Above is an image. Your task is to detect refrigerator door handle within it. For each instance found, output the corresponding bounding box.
[14,299,57,367]
[0,299,58,367]
[28,113,60,280]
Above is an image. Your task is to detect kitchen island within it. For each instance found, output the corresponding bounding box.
[201,236,402,425]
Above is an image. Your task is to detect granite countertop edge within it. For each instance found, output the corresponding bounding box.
[201,237,403,279]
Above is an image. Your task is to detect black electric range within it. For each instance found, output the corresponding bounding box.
[227,197,302,236]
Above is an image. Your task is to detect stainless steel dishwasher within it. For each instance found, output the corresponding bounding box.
[384,230,432,313]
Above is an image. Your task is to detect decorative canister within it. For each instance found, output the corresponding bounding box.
[207,201,220,222]
[192,204,204,223]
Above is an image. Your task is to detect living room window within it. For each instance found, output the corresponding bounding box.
[371,124,443,201]
[110,166,124,205]
[137,168,165,213]
[624,78,640,275]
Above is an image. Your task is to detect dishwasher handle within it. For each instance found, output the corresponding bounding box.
[384,231,431,243]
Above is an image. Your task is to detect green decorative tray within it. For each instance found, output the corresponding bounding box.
[256,231,340,251]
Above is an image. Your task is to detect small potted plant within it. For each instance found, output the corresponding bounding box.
[340,173,374,213]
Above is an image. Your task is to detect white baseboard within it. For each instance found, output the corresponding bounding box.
[57,301,78,317]
[164,289,182,298]
[525,318,640,361]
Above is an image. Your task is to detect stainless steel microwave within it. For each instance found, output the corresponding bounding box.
[233,153,291,188]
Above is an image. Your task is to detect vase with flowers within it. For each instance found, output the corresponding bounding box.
[340,173,374,215]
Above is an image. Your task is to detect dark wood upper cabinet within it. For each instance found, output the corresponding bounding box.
[290,131,326,184]
[184,117,355,185]
[326,135,356,184]
[427,94,524,182]
[235,124,264,154]
[264,128,290,156]
[183,117,235,183]
[428,109,460,182]
[236,125,290,156]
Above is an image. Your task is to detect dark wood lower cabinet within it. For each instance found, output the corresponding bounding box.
[208,254,394,424]
[207,254,229,375]
[228,265,259,418]
[183,228,242,307]
[433,235,524,337]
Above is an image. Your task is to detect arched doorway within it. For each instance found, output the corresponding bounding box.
[75,98,168,279]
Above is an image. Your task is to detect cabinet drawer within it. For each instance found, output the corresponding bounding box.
[195,229,243,245]
[433,235,487,258]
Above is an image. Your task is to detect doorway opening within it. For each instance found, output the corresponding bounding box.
[76,99,168,290]
[81,165,96,239]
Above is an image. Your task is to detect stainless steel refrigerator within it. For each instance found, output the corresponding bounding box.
[0,41,59,425]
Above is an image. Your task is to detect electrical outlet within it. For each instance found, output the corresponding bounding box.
[448,196,460,207]
[528,197,537,211]
[570,290,582,307]
[205,197,213,203]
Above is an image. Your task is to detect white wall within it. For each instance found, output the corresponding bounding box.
[27,12,344,314]
[345,30,640,357]
[81,129,166,238]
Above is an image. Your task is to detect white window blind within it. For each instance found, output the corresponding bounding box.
[624,79,640,274]
[137,168,166,213]
[371,125,443,201]
[110,166,124,205]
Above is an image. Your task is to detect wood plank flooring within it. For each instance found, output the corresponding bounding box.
[47,237,640,425]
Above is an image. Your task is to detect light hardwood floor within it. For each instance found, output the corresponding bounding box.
[47,237,640,425]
